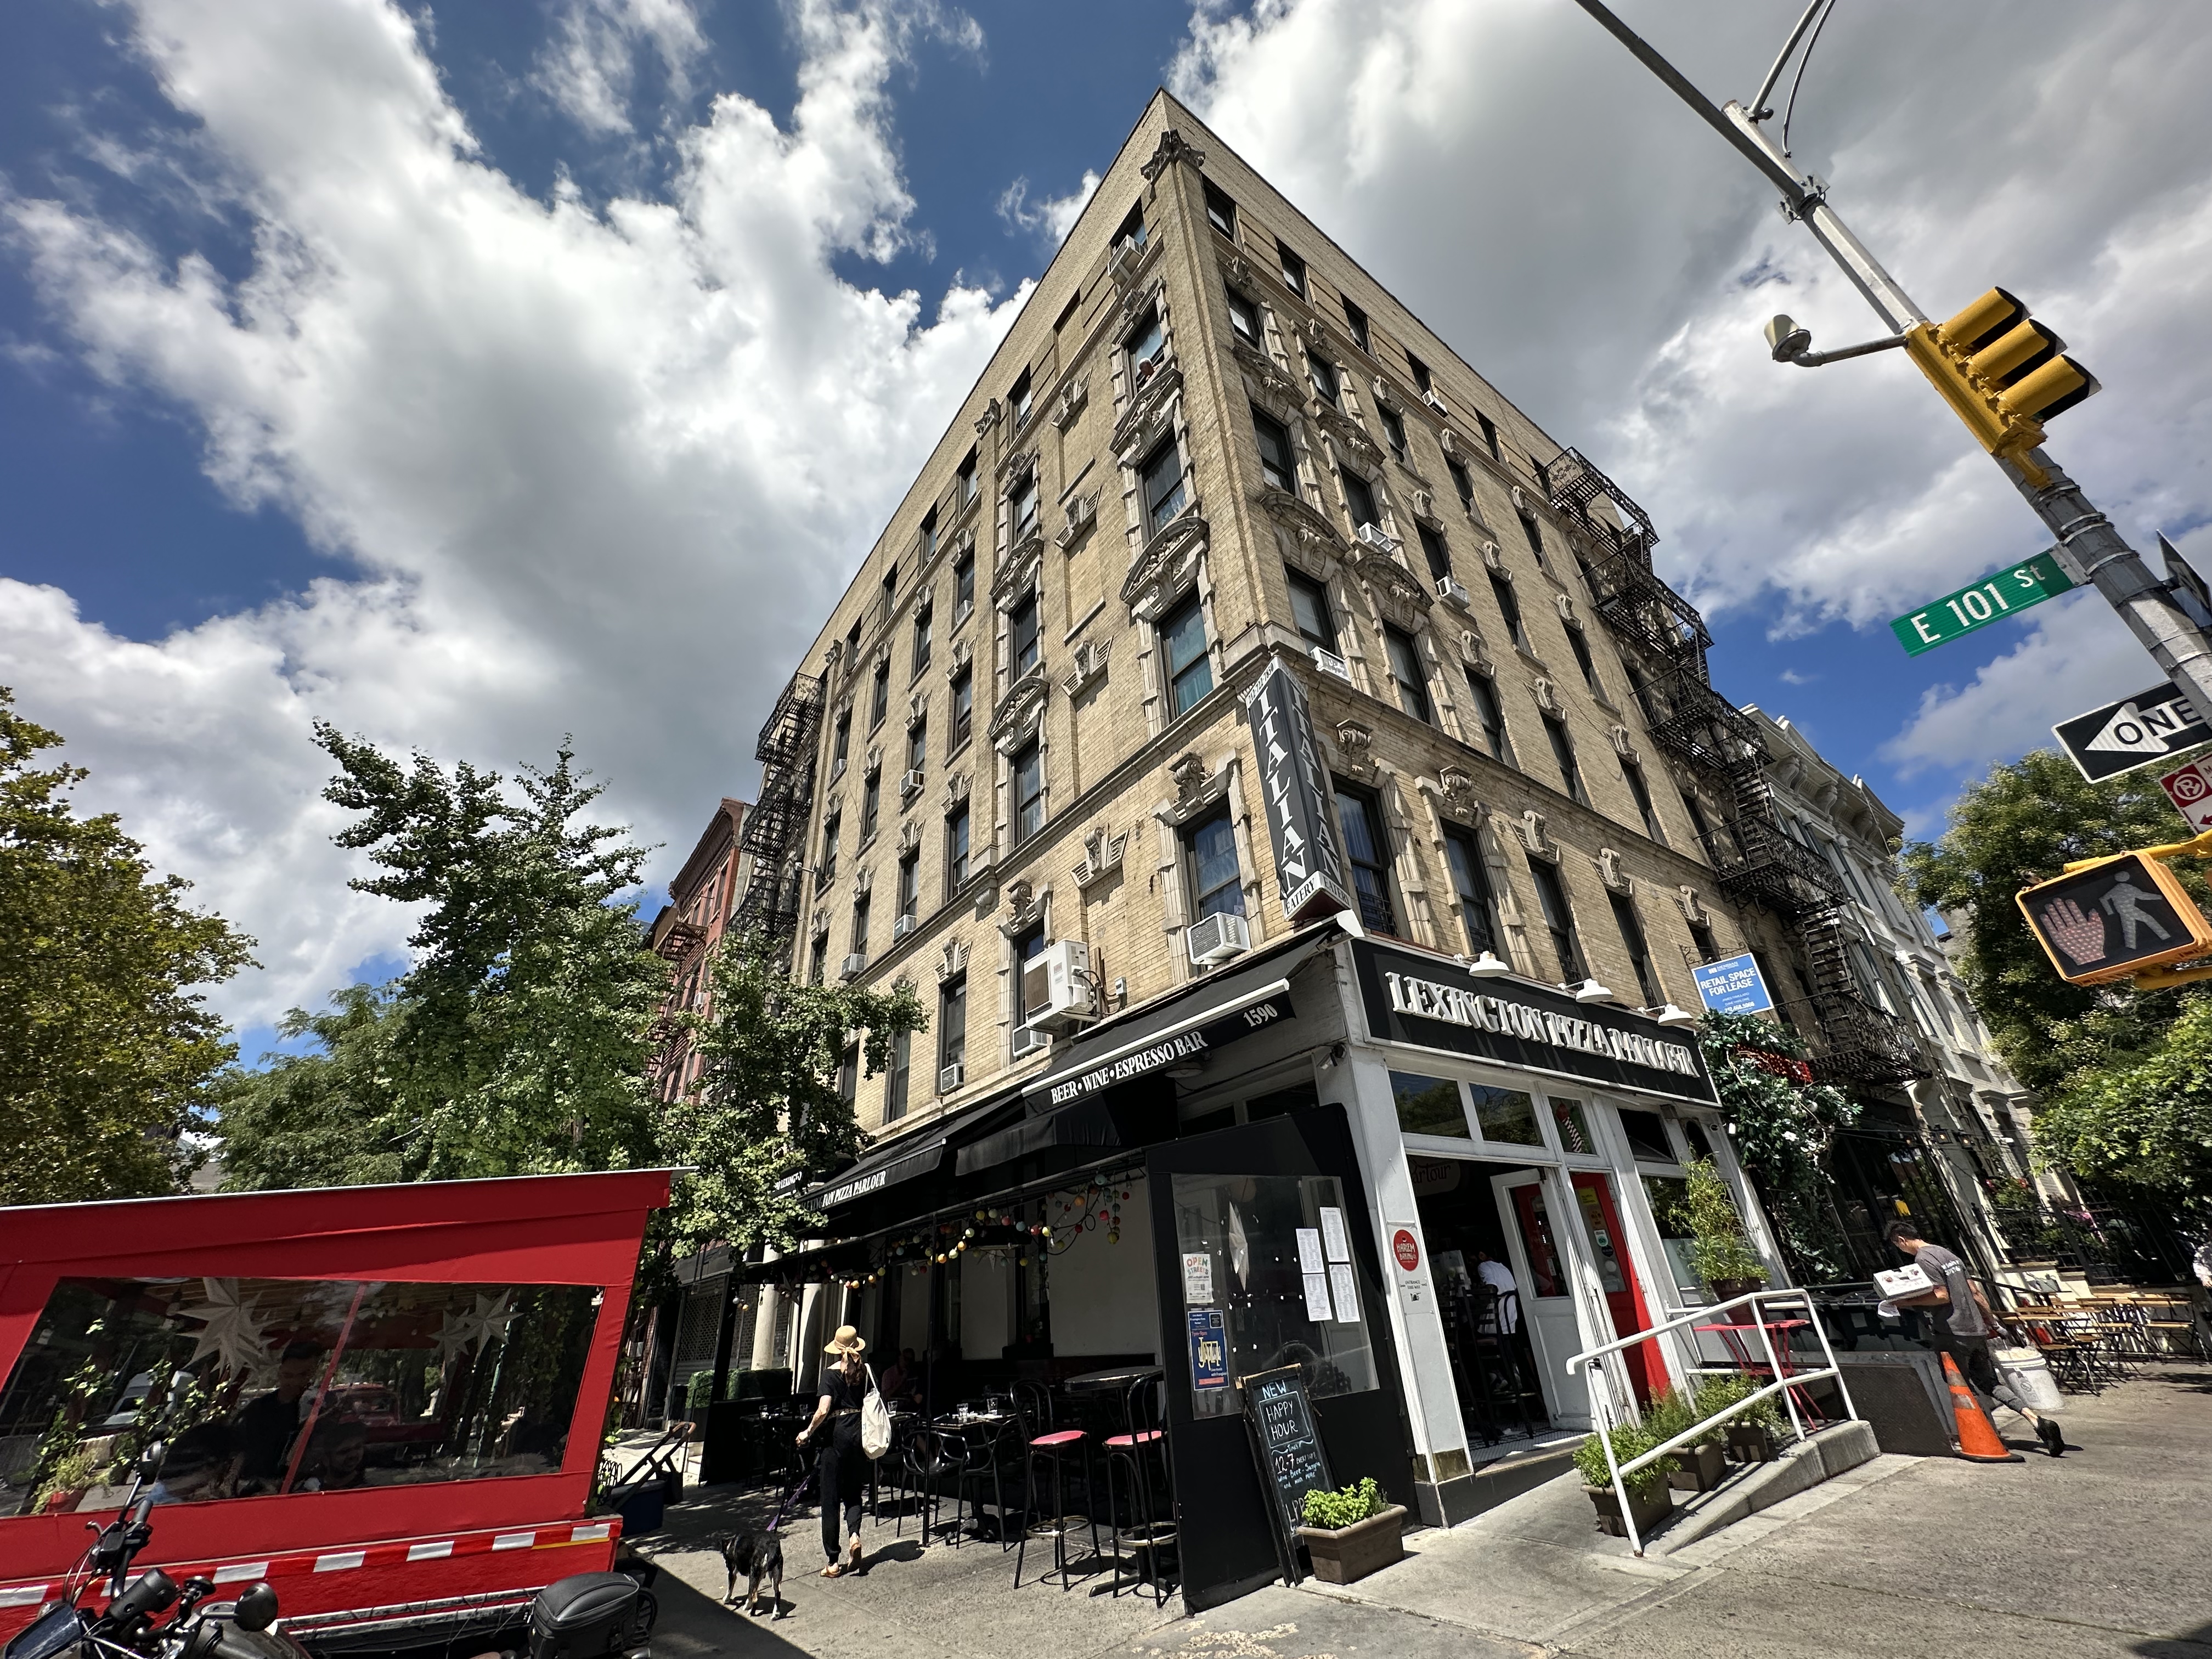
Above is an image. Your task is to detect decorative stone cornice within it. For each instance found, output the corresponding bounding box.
[1063,636,1110,699]
[990,665,1050,754]
[1607,724,1639,761]
[1352,546,1432,629]
[1555,592,1579,624]
[1596,847,1632,894]
[1256,486,1341,547]
[950,634,973,672]
[1156,752,1234,827]
[998,879,1046,938]
[1222,253,1254,289]
[1072,823,1128,890]
[1120,505,1209,624]
[1332,720,1376,781]
[1530,676,1561,715]
[1317,404,1381,466]
[1141,128,1205,181]
[1517,809,1555,860]
[1005,448,1040,496]
[1455,627,1494,676]
[1420,765,1482,824]
[992,526,1046,611]
[908,688,929,724]
[937,938,967,981]
[1481,539,1506,573]
[974,398,1001,437]
[1677,885,1711,926]
[1369,375,1401,412]
[1055,489,1098,549]
[896,819,923,854]
[1113,361,1184,461]
[1051,374,1089,432]
[942,771,970,811]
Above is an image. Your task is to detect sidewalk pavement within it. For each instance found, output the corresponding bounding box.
[640,1362,2212,1659]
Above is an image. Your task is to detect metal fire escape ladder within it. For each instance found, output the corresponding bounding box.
[732,670,825,957]
[1547,449,1922,1086]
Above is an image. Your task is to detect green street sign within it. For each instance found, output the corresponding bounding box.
[1889,550,2076,656]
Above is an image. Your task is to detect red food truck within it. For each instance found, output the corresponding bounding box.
[0,1169,673,1654]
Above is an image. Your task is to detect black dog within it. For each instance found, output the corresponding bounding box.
[714,1529,784,1618]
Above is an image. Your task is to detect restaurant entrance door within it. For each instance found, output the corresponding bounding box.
[1567,1171,1659,1406]
[1493,1170,1584,1427]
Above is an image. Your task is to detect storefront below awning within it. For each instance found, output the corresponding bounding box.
[800,1094,1026,1217]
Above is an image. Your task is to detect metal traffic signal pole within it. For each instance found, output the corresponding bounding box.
[1570,0,2212,731]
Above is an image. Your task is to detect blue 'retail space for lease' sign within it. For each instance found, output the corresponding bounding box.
[1692,953,1773,1015]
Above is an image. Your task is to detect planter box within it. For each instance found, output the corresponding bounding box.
[1707,1277,1768,1304]
[1668,1441,1728,1493]
[1725,1423,1778,1464]
[1295,1504,1406,1584]
[1585,1481,1672,1538]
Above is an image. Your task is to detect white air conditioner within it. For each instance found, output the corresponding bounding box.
[937,1062,965,1093]
[1021,939,1098,1035]
[1436,576,1471,607]
[1108,238,1144,285]
[1355,522,1401,555]
[1187,911,1251,966]
[900,768,926,796]
[1423,390,1450,416]
[1310,646,1353,682]
[1011,1026,1051,1058]
[830,756,847,782]
[892,914,916,941]
[839,952,868,980]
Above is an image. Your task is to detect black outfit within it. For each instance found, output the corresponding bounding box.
[814,1364,867,1563]
[234,1391,304,1488]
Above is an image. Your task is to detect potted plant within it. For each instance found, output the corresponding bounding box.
[1644,1388,1728,1493]
[1696,1374,1784,1463]
[1574,1423,1675,1537]
[1679,1158,1771,1304]
[1296,1477,1406,1584]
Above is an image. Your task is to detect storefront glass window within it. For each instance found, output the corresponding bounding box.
[1171,1173,1379,1418]
[1618,1108,1675,1163]
[1641,1175,1705,1304]
[1681,1118,1716,1162]
[1471,1084,1541,1146]
[3,1276,601,1513]
[1390,1071,1469,1138]
[1549,1096,1598,1155]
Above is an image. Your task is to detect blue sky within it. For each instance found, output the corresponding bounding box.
[4,0,2208,1060]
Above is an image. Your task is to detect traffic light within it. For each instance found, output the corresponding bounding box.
[2016,850,2212,986]
[1904,287,2100,469]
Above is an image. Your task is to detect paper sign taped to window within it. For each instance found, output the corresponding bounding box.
[1302,1272,1335,1324]
[1328,1262,1361,1323]
[1296,1227,1324,1276]
[1182,1251,1215,1305]
[1319,1206,1351,1263]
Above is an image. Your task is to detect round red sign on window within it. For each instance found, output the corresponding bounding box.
[1391,1228,1420,1272]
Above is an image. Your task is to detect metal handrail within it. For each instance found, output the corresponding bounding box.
[1564,1288,1859,1556]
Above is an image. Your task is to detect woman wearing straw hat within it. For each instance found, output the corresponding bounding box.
[797,1325,871,1576]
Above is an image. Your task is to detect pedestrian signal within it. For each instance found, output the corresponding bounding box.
[1904,287,2100,472]
[2015,851,2212,986]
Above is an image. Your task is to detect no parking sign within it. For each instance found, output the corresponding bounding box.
[2159,757,2212,833]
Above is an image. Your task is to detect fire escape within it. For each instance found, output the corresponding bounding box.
[731,669,825,961]
[1545,450,1923,1088]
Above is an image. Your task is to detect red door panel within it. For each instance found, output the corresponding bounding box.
[1570,1172,1660,1405]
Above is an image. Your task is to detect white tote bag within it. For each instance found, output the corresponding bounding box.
[860,1364,893,1460]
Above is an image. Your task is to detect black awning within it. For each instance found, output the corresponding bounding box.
[955,1092,1155,1177]
[804,1093,1026,1215]
[1018,939,1317,1115]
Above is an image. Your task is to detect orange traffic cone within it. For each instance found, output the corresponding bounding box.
[1941,1352,2024,1464]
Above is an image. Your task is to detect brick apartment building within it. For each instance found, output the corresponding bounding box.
[723,91,1943,1583]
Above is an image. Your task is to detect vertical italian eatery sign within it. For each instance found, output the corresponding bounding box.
[1243,656,1353,921]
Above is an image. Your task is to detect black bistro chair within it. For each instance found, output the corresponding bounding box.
[1102,1374,1176,1604]
[1011,1378,1101,1589]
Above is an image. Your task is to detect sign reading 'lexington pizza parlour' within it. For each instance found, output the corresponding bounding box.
[1353,941,1717,1107]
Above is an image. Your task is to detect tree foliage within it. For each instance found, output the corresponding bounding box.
[2033,995,2212,1217]
[1,687,253,1204]
[217,729,668,1188]
[1900,747,2208,1091]
[658,929,926,1255]
[1697,1012,1860,1279]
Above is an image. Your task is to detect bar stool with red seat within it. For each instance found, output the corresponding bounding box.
[1103,1372,1176,1603]
[1012,1378,1101,1589]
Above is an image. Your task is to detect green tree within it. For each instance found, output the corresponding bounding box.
[0,687,253,1203]
[1696,1012,1860,1279]
[658,929,926,1254]
[217,729,668,1188]
[2033,995,2212,1217]
[1901,747,2207,1091]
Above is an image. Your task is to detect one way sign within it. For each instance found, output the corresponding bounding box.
[2054,681,2212,782]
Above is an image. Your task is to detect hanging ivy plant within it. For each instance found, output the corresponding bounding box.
[1696,1012,1861,1279]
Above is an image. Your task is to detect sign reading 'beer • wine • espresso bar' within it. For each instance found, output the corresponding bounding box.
[1242,656,1353,921]
[1353,941,1717,1106]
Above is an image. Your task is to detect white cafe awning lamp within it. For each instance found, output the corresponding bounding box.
[1654,1003,1702,1028]
[1468,951,1512,978]
[1572,979,1618,1005]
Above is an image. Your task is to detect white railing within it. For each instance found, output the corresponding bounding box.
[1564,1288,1859,1556]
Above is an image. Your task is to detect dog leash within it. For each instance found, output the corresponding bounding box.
[764,1465,814,1534]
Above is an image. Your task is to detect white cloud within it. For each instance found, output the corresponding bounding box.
[996,168,1100,246]
[1172,0,2212,761]
[534,0,709,137]
[3,0,1023,1023]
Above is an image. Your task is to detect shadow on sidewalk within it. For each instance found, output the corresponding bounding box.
[2134,1618,2212,1657]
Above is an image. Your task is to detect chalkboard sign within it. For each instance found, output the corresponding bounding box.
[1238,1364,1333,1585]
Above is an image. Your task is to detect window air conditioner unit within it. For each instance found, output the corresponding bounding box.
[937,1062,964,1093]
[1423,390,1449,416]
[1108,238,1144,285]
[1310,646,1353,682]
[1021,939,1098,1035]
[1436,576,1471,607]
[1187,911,1251,966]
[839,952,868,980]
[892,914,916,941]
[830,756,847,782]
[1011,1026,1051,1059]
[1355,522,1400,555]
[900,768,926,796]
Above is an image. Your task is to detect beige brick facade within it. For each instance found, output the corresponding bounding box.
[776,93,1760,1144]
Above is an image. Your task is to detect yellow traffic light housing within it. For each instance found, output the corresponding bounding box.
[2017,832,2212,987]
[1904,287,2100,483]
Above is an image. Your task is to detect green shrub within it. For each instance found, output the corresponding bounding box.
[1677,1158,1770,1287]
[685,1371,714,1414]
[1301,1476,1386,1529]
[1692,1373,1784,1435]
[1572,1421,1678,1501]
[1642,1385,1725,1449]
